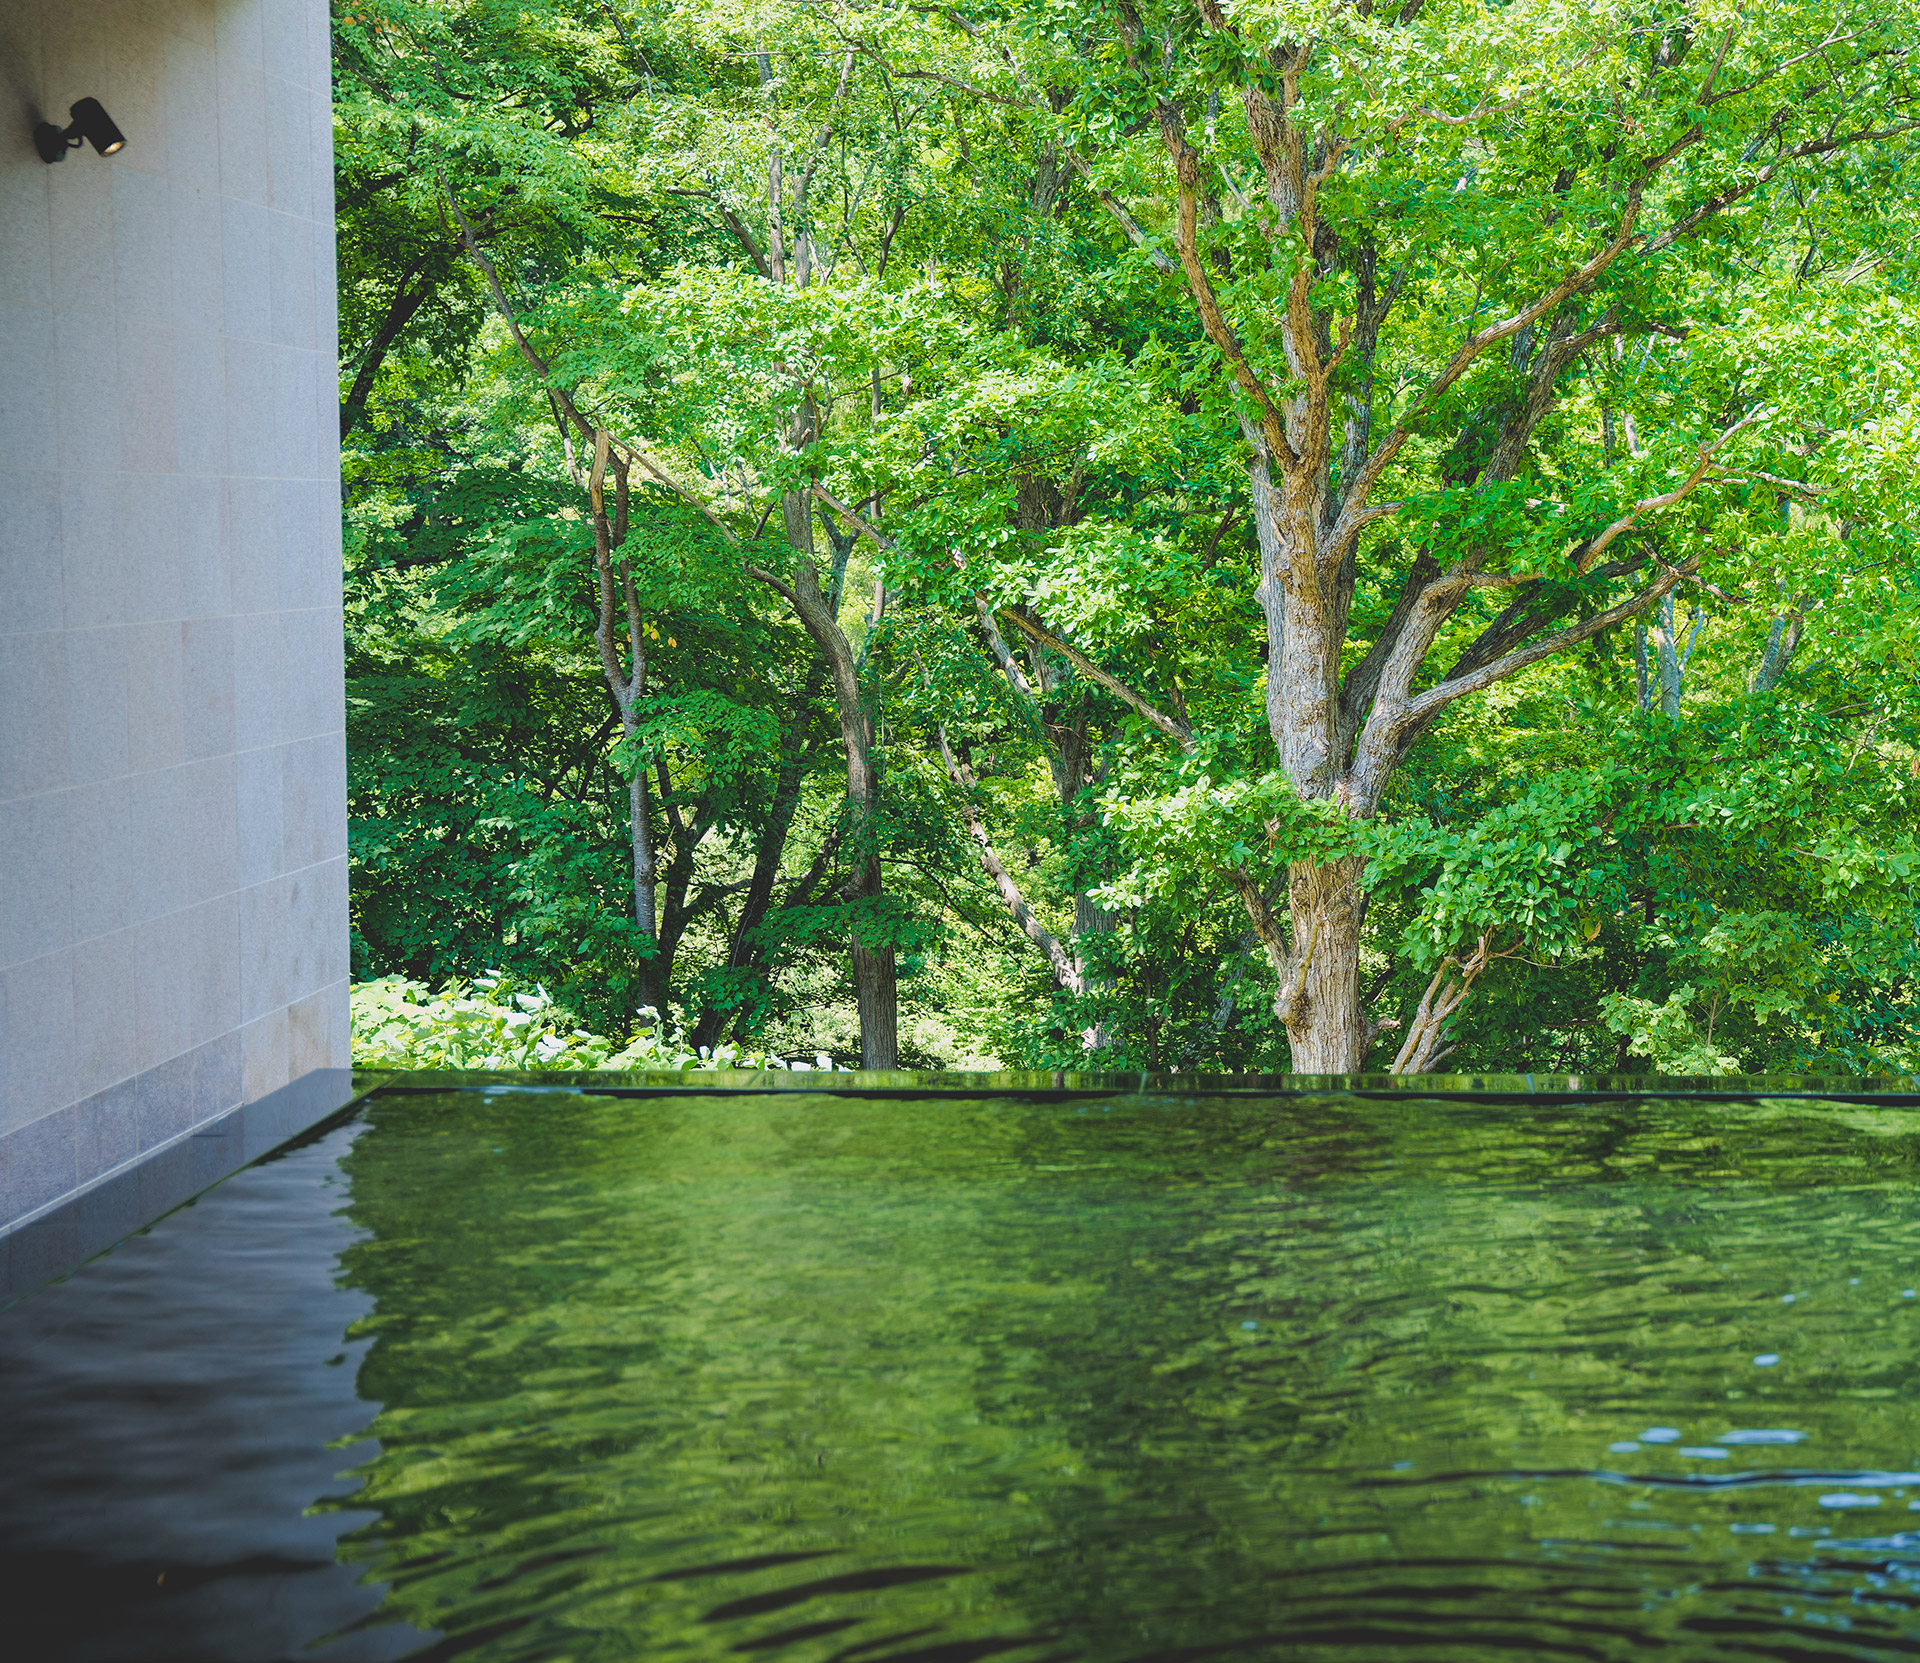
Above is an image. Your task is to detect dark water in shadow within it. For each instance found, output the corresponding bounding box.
[5,1088,1920,1661]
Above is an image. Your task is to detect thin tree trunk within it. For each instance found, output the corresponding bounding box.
[582,431,666,1016]
[749,554,899,1068]
[687,662,826,1050]
[339,260,434,439]
[1653,593,1683,717]
[939,727,1085,996]
[1753,606,1805,691]
[623,712,663,1013]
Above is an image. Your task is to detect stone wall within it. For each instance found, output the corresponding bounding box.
[0,0,346,1232]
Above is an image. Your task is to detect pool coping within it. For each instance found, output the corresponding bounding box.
[361,1066,1920,1106]
[6,1067,1918,1306]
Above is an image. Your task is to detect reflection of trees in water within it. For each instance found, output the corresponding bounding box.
[324,1090,1088,1656]
[974,1096,1920,1660]
[321,1090,1920,1661]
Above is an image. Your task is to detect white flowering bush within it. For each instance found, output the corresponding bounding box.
[349,975,837,1072]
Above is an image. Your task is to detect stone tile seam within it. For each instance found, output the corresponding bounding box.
[0,738,350,809]
[0,990,353,1242]
[0,463,338,479]
[0,1093,242,1243]
[0,852,349,964]
[3,322,334,351]
[0,609,345,635]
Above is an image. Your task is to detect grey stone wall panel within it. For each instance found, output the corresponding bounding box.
[0,0,346,1232]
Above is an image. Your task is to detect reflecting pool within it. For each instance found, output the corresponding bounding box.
[5,1084,1920,1661]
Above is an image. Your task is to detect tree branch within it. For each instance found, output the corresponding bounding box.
[894,69,1024,107]
[1336,123,1711,533]
[996,610,1195,753]
[792,50,859,226]
[937,728,1085,994]
[1064,149,1178,277]
[1159,99,1295,462]
[340,257,435,438]
[1575,407,1766,574]
[1398,557,1699,736]
[1700,24,1857,107]
[1644,120,1920,253]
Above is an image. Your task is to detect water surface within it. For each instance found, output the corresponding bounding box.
[5,1087,1920,1660]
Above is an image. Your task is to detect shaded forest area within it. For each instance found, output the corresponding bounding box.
[336,0,1920,1074]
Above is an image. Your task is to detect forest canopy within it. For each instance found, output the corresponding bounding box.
[335,0,1920,1075]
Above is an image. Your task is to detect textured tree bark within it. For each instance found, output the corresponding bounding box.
[1068,42,1753,1073]
[1275,856,1367,1072]
[850,940,899,1070]
[1753,608,1806,692]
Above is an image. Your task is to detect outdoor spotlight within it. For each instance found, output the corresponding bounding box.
[34,98,126,163]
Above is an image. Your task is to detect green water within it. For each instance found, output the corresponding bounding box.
[9,1086,1920,1661]
[318,1088,1920,1660]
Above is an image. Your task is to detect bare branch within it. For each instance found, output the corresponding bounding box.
[1403,90,1534,128]
[745,563,799,605]
[1644,121,1920,254]
[1339,154,1677,524]
[937,728,1085,993]
[625,445,742,544]
[996,610,1196,753]
[1398,556,1699,735]
[1697,24,1738,103]
[1741,469,1832,498]
[588,430,632,701]
[1159,100,1295,461]
[1701,25,1857,107]
[1063,150,1178,276]
[1576,406,1767,574]
[895,69,1024,106]
[793,50,859,223]
[1391,934,1516,1073]
[444,175,562,394]
[971,592,1041,707]
[812,483,893,549]
[1337,550,1441,750]
[1223,868,1293,984]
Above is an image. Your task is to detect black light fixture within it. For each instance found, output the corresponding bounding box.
[34,98,126,163]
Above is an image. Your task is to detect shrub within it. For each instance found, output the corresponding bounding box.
[349,974,837,1072]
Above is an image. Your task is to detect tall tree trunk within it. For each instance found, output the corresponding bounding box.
[751,551,899,1069]
[581,432,667,1019]
[1652,593,1683,717]
[851,938,898,1069]
[623,714,663,1013]
[1753,606,1805,692]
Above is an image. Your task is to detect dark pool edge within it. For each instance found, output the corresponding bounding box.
[11,1068,1917,1305]
[356,1066,1920,1107]
[0,1068,377,1307]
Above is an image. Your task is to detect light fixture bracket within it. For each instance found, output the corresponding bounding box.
[33,123,79,163]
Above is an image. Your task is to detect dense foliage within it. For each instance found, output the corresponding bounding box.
[336,0,1920,1074]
